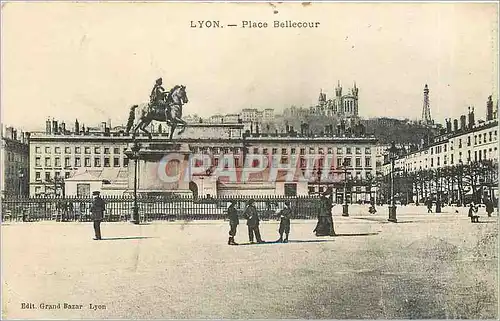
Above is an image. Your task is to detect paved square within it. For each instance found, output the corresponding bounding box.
[2,207,498,319]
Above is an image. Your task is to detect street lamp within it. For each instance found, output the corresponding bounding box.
[388,141,398,222]
[131,142,141,224]
[18,169,24,197]
[342,158,349,216]
[317,168,322,196]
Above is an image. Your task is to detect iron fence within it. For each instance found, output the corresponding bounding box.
[1,195,322,223]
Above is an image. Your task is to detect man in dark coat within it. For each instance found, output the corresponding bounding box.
[90,191,106,240]
[244,199,264,244]
[227,201,239,245]
[277,201,292,243]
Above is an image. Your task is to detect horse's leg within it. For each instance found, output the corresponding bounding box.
[140,118,153,140]
[177,118,187,135]
[169,123,176,140]
[131,119,142,139]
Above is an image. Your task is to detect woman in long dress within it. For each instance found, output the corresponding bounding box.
[314,190,335,236]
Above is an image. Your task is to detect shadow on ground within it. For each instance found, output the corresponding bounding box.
[100,236,155,241]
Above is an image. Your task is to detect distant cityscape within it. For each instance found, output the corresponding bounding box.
[1,83,498,204]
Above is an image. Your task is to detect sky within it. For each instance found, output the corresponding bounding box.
[1,2,498,131]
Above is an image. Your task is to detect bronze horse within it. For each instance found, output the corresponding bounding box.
[129,85,189,140]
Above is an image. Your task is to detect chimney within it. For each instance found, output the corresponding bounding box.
[74,119,80,134]
[46,118,52,134]
[107,118,112,129]
[460,115,466,130]
[255,122,260,135]
[486,95,494,121]
[61,122,66,134]
[468,106,475,128]
[82,124,86,134]
[52,119,58,134]
[101,121,107,132]
[446,119,452,133]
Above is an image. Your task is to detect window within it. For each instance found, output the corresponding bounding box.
[355,148,361,154]
[483,133,487,142]
[451,154,454,165]
[45,157,51,167]
[55,157,61,167]
[337,147,343,154]
[365,147,371,154]
[299,148,305,155]
[263,148,269,155]
[281,148,287,154]
[113,148,120,154]
[365,157,371,167]
[355,158,361,167]
[84,157,91,167]
[272,148,277,154]
[253,148,259,154]
[113,157,120,167]
[123,158,129,167]
[327,148,332,154]
[65,147,71,154]
[459,139,462,148]
[467,150,471,162]
[45,172,51,181]
[55,147,61,154]
[430,147,433,155]
[235,158,240,167]
[318,148,324,154]
[474,151,477,162]
[35,157,41,167]
[291,148,296,154]
[346,147,352,154]
[84,147,90,154]
[35,187,42,194]
[444,145,447,152]
[489,132,492,142]
[45,147,51,153]
[104,157,110,167]
[55,171,60,178]
[35,172,41,181]
[344,157,352,167]
[75,147,81,154]
[94,157,101,167]
[94,147,101,154]
[467,137,471,146]
[75,157,81,167]
[35,147,41,154]
[309,147,315,154]
[65,157,70,167]
[431,158,434,167]
[65,172,70,179]
[103,147,110,154]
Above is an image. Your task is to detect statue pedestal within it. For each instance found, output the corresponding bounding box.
[125,142,193,196]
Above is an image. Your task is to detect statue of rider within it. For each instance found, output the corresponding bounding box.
[150,77,172,123]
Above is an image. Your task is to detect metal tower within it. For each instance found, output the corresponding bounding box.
[421,84,433,125]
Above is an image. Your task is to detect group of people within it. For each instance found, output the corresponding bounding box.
[226,190,336,245]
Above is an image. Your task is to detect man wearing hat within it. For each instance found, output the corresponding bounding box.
[243,199,264,244]
[227,200,239,245]
[277,200,292,243]
[90,191,106,240]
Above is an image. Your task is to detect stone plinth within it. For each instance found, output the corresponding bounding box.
[125,142,193,196]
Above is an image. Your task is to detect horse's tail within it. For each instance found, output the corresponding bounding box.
[125,105,139,135]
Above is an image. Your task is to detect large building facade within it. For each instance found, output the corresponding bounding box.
[311,81,359,119]
[1,126,30,197]
[28,118,378,201]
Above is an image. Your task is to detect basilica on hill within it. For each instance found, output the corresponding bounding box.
[310,81,359,119]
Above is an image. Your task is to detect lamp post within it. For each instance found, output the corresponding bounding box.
[317,168,322,196]
[342,158,349,216]
[18,169,24,197]
[131,142,141,224]
[388,142,398,222]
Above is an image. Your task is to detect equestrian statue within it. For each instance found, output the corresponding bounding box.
[126,78,189,140]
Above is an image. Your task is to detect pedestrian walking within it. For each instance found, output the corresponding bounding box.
[426,198,433,213]
[368,197,377,214]
[227,200,239,245]
[244,199,264,244]
[468,202,479,223]
[90,191,106,240]
[485,198,495,217]
[313,189,336,236]
[277,201,292,243]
